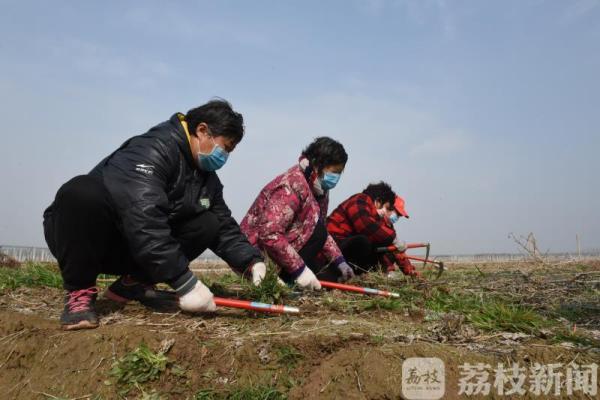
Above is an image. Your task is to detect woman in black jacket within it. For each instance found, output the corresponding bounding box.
[43,99,265,330]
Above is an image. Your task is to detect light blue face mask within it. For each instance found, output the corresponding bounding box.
[197,140,229,171]
[389,212,400,224]
[319,172,341,191]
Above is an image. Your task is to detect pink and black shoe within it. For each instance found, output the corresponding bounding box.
[104,275,177,309]
[60,287,99,330]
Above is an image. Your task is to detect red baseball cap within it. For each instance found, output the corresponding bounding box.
[393,196,409,218]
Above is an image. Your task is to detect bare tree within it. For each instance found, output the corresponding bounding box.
[508,232,548,264]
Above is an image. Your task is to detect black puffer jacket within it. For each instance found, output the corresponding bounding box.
[87,113,262,288]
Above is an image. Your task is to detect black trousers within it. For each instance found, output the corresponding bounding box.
[298,222,346,282]
[43,175,219,291]
[278,221,330,282]
[336,235,380,275]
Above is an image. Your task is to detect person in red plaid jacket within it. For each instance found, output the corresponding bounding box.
[326,182,419,277]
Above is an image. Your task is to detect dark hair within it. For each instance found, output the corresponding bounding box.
[186,99,244,144]
[301,137,348,171]
[363,182,396,206]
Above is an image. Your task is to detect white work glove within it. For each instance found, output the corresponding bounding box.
[393,238,407,252]
[295,267,322,290]
[178,280,217,312]
[252,262,267,286]
[251,262,287,287]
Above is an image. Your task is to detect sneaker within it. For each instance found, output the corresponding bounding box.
[104,275,177,308]
[61,287,99,330]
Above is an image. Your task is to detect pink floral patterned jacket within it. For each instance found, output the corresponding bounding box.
[240,164,343,276]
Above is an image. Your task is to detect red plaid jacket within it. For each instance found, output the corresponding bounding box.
[327,193,416,275]
[327,193,397,270]
[327,193,396,245]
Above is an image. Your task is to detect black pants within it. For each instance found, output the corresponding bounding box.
[278,221,331,282]
[43,175,219,291]
[336,235,380,275]
[298,222,345,282]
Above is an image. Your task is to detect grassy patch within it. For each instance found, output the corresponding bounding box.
[206,260,291,304]
[0,263,119,290]
[425,288,550,334]
[0,263,63,290]
[386,285,422,304]
[109,342,169,395]
[322,295,407,314]
[359,297,404,312]
[424,288,482,314]
[469,302,549,334]
[370,334,385,344]
[195,390,218,400]
[242,260,290,304]
[320,279,421,313]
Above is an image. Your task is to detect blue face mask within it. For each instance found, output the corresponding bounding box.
[389,212,400,224]
[197,141,229,171]
[319,172,341,191]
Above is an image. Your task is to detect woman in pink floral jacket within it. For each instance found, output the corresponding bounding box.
[240,137,355,289]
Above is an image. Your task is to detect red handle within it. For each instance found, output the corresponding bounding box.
[319,281,399,298]
[214,297,299,314]
[405,255,442,266]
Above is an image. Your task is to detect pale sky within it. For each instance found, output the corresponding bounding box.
[1,1,599,254]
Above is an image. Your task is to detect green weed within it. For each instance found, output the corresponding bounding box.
[425,288,549,334]
[242,260,290,304]
[424,288,483,314]
[195,390,219,400]
[370,334,385,344]
[0,263,63,290]
[469,302,549,334]
[0,263,122,291]
[109,342,169,395]
[360,297,404,312]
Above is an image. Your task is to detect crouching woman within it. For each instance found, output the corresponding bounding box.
[241,137,355,288]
